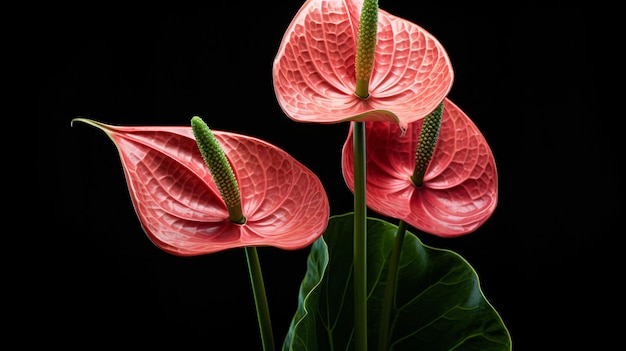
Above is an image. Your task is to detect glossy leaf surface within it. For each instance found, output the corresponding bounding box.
[283,213,512,350]
[342,98,498,237]
[73,118,330,256]
[272,0,453,131]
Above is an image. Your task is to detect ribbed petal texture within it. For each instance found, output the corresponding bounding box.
[74,119,330,255]
[341,98,498,237]
[272,0,453,131]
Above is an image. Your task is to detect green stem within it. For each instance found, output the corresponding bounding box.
[377,220,408,351]
[245,247,275,351]
[353,121,368,351]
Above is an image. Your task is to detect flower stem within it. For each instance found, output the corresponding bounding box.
[377,220,408,351]
[353,121,368,351]
[245,246,275,351]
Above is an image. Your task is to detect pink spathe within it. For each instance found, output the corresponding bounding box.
[73,119,330,256]
[272,0,453,131]
[341,98,498,237]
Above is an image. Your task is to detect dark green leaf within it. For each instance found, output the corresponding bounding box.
[283,213,511,351]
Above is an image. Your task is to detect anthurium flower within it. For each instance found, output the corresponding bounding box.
[71,118,330,256]
[341,98,498,236]
[272,0,454,131]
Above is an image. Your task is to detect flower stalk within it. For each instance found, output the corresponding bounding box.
[353,120,368,351]
[246,246,276,351]
[353,1,378,350]
[377,220,408,351]
[378,101,444,350]
[191,116,274,351]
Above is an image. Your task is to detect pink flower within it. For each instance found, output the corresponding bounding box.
[272,0,453,131]
[341,98,498,237]
[73,119,330,255]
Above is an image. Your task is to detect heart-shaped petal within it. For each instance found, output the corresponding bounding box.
[73,118,330,255]
[273,0,453,131]
[341,98,498,236]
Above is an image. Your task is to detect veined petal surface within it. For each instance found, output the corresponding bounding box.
[73,119,330,255]
[341,98,498,237]
[272,0,453,131]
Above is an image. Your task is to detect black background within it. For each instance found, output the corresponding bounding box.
[26,2,620,349]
